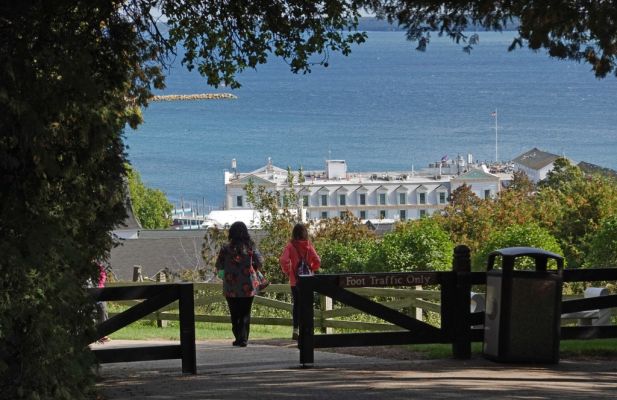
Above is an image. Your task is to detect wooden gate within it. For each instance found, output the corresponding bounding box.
[90,283,196,374]
[298,245,475,365]
[297,246,617,366]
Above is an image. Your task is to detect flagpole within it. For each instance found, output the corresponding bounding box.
[493,109,498,162]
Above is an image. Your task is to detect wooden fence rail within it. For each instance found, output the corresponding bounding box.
[107,282,441,332]
[106,271,616,339]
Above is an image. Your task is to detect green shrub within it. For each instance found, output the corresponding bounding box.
[472,223,563,271]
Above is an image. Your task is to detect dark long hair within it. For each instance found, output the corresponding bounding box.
[292,223,308,241]
[228,221,254,254]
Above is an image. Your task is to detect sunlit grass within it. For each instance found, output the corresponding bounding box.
[109,320,617,360]
[403,339,617,359]
[109,320,291,341]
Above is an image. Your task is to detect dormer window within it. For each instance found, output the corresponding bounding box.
[419,192,426,204]
[416,186,428,205]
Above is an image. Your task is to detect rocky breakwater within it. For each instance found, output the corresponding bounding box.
[151,93,237,101]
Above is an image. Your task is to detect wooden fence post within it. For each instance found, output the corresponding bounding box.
[156,271,168,328]
[452,245,472,359]
[414,285,423,321]
[298,276,315,367]
[178,283,196,374]
[320,295,332,334]
[132,266,143,282]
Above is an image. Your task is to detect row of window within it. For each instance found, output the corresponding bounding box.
[235,190,491,208]
[303,192,447,207]
[235,193,445,208]
[313,209,428,220]
[236,192,447,207]
[236,189,492,207]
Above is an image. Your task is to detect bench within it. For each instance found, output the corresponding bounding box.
[561,287,612,326]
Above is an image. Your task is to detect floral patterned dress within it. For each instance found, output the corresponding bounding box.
[215,244,263,297]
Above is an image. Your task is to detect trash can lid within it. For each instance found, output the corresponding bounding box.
[487,247,564,272]
[488,247,563,260]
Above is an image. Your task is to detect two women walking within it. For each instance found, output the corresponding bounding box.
[217,221,319,345]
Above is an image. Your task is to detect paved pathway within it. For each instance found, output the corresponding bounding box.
[96,340,617,399]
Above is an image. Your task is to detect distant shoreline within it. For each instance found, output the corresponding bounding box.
[151,93,237,102]
[358,16,519,32]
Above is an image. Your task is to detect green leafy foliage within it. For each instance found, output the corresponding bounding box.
[201,227,229,274]
[0,1,146,397]
[161,0,367,88]
[316,238,379,273]
[313,215,377,273]
[127,165,173,229]
[433,184,493,254]
[244,177,297,283]
[378,1,617,79]
[585,215,617,268]
[371,219,454,272]
[472,223,563,271]
[536,158,617,268]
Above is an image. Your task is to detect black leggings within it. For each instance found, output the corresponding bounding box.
[226,296,254,343]
[291,285,299,329]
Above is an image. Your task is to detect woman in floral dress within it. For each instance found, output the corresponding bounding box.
[215,221,263,346]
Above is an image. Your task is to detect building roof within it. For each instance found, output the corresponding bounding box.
[226,159,455,188]
[512,148,561,170]
[365,219,396,236]
[110,229,267,281]
[232,174,275,187]
[110,235,207,281]
[365,220,395,235]
[116,188,142,230]
[454,168,499,181]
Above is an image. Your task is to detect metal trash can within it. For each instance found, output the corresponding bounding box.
[483,247,564,363]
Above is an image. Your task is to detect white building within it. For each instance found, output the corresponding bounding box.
[224,157,511,223]
[512,148,562,183]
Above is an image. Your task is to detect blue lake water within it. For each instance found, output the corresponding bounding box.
[125,31,617,210]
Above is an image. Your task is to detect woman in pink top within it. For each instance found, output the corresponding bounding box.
[279,223,320,340]
[96,261,110,343]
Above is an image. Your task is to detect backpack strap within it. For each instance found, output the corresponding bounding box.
[291,241,307,262]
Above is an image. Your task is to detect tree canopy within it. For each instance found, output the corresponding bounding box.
[126,1,617,92]
[127,166,173,229]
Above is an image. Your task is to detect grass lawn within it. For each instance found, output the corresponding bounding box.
[403,339,617,359]
[109,320,291,341]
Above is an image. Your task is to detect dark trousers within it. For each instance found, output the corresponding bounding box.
[96,301,108,324]
[226,296,254,343]
[291,285,299,329]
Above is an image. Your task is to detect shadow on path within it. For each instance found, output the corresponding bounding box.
[96,340,617,399]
